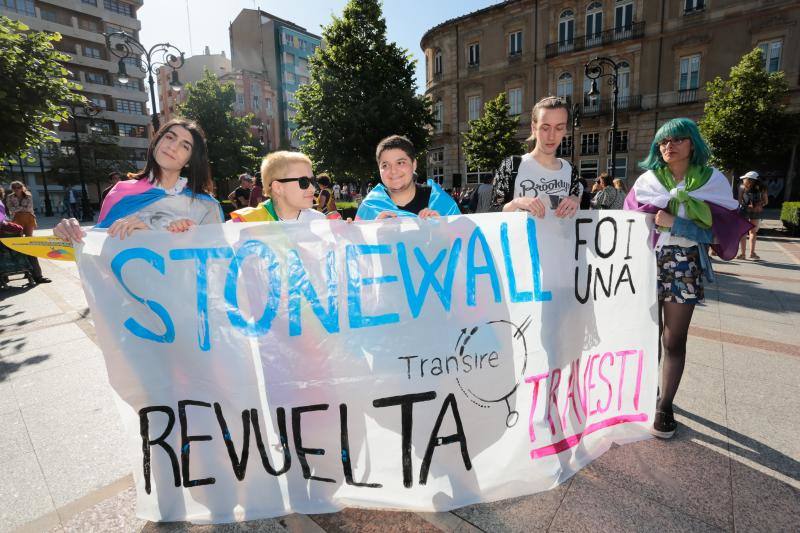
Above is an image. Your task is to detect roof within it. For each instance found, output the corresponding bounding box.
[420,0,523,47]
[257,9,322,41]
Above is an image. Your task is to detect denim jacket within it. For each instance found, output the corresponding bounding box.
[671,217,716,282]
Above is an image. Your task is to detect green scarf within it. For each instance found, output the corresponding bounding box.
[654,165,713,229]
[261,199,279,221]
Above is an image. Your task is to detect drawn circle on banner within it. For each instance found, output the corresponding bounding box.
[455,316,530,427]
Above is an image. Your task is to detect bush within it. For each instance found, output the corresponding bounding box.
[780,201,800,235]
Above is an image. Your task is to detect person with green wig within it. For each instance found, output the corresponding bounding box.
[624,117,751,439]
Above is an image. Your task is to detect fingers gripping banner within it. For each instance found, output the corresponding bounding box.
[76,212,658,523]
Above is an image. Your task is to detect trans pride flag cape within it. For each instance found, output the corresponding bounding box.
[96,178,220,228]
[355,179,461,220]
[624,167,751,260]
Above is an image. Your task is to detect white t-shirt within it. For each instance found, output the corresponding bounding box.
[514,153,574,203]
[292,208,325,222]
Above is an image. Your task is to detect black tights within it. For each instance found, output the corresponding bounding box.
[657,301,695,413]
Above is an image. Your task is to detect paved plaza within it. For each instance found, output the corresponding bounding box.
[1,213,798,532]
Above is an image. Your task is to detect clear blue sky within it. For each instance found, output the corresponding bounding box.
[139,0,499,104]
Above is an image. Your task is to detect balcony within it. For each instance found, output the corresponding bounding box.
[578,94,642,116]
[677,88,699,104]
[546,22,645,59]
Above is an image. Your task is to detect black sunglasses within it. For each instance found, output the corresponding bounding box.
[274,176,319,190]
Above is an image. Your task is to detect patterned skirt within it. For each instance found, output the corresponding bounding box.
[656,245,704,304]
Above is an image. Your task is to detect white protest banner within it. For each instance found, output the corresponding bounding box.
[76,211,658,523]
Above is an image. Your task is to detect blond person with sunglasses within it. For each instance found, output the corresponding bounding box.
[230,151,325,223]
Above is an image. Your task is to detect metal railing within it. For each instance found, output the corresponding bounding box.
[546,22,645,58]
[578,94,642,116]
[677,88,698,104]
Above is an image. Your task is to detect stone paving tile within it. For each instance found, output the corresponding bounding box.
[0,379,17,414]
[0,322,85,357]
[141,517,288,532]
[451,480,570,532]
[52,486,146,533]
[673,362,728,428]
[578,436,734,530]
[0,408,34,464]
[549,471,724,532]
[685,336,724,370]
[730,460,800,532]
[0,336,101,382]
[722,375,800,477]
[723,343,800,389]
[309,508,440,532]
[0,451,56,533]
[11,355,110,408]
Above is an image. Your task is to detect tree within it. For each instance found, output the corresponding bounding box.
[462,93,526,173]
[177,69,260,184]
[47,131,136,196]
[699,48,799,181]
[294,0,434,183]
[0,16,82,164]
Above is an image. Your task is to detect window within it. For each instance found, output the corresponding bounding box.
[607,130,628,153]
[105,22,136,37]
[434,50,443,75]
[284,71,296,83]
[557,72,573,101]
[684,0,705,13]
[3,0,35,17]
[468,96,482,122]
[114,78,140,90]
[298,76,309,85]
[508,88,522,116]
[679,54,700,90]
[429,149,444,183]
[84,71,107,85]
[117,123,146,138]
[78,18,100,32]
[122,56,141,68]
[468,43,480,66]
[40,8,61,24]
[283,52,295,64]
[558,10,575,49]
[104,0,134,17]
[235,93,244,111]
[253,94,260,111]
[581,133,599,155]
[509,31,522,56]
[606,156,628,179]
[265,98,272,112]
[580,159,599,180]
[115,99,144,115]
[83,45,102,59]
[758,40,782,73]
[586,3,603,46]
[88,95,107,109]
[557,135,573,158]
[615,0,633,32]
[82,0,97,5]
[282,33,293,46]
[434,100,444,133]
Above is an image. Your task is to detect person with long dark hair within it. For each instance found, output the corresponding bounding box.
[53,118,222,242]
[624,118,750,438]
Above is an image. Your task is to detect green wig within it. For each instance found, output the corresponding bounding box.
[639,117,711,171]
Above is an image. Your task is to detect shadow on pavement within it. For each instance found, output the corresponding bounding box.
[0,353,51,382]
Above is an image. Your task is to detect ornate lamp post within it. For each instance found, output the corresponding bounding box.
[37,146,53,216]
[585,56,620,180]
[54,102,102,222]
[104,32,185,133]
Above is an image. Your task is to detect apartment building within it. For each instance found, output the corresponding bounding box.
[157,47,279,157]
[421,0,799,199]
[1,0,149,209]
[229,9,321,148]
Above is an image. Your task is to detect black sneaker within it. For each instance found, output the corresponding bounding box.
[33,276,52,284]
[651,410,677,439]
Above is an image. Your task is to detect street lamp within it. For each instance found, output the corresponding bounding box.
[58,102,102,222]
[584,56,620,180]
[104,32,185,133]
[37,146,53,216]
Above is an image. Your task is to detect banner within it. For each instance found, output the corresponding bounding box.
[76,212,658,523]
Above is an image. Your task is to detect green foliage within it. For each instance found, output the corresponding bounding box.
[780,201,800,234]
[462,93,525,172]
[0,16,83,164]
[177,69,260,183]
[293,0,434,183]
[699,48,800,178]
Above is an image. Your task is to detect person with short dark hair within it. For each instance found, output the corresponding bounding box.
[315,173,339,217]
[591,172,624,209]
[356,134,460,220]
[100,171,122,205]
[228,173,254,209]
